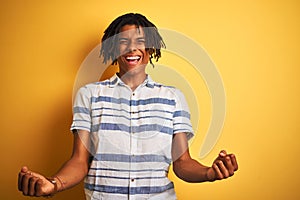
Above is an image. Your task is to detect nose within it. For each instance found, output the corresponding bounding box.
[127,41,137,52]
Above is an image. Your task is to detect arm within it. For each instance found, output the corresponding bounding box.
[172,132,238,183]
[18,130,90,197]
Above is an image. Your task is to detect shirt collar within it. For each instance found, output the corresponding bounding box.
[109,73,155,88]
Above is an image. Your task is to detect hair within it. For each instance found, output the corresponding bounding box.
[100,13,166,67]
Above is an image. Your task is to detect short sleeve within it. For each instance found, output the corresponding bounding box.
[173,89,194,140]
[70,86,92,132]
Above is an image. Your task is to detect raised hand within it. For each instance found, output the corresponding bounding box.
[207,150,238,181]
[18,166,55,197]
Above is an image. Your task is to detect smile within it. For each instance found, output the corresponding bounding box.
[125,56,141,61]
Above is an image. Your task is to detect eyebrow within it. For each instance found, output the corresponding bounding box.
[118,37,145,40]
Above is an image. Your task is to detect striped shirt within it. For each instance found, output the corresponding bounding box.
[71,74,194,200]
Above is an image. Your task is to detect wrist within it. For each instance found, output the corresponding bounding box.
[54,176,65,192]
[45,177,58,197]
[45,176,65,197]
[205,167,215,182]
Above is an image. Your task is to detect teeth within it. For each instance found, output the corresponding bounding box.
[126,56,140,60]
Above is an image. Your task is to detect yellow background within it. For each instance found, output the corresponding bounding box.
[1,0,299,199]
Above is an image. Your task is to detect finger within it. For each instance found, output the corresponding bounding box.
[35,178,44,196]
[217,160,230,178]
[212,163,223,180]
[226,156,236,175]
[28,176,39,196]
[18,172,24,191]
[21,173,31,195]
[18,166,29,191]
[229,154,238,170]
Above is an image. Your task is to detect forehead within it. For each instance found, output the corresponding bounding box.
[118,25,145,38]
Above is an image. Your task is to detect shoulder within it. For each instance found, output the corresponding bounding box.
[153,81,184,97]
[76,78,113,94]
[148,79,186,100]
[150,79,177,92]
[85,78,112,89]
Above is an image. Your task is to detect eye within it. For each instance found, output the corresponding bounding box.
[137,38,146,44]
[119,39,128,45]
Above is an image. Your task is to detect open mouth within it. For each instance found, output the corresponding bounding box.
[125,55,141,64]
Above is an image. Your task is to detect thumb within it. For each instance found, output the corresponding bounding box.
[30,171,46,180]
[21,166,46,180]
[21,166,29,173]
[219,150,227,157]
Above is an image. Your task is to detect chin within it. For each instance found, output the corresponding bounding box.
[120,65,146,76]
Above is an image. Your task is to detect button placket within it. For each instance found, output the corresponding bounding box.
[130,92,137,135]
[129,91,138,193]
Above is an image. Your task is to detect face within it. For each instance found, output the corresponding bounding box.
[117,25,150,77]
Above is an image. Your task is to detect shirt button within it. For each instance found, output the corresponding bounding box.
[132,93,135,96]
[131,178,135,182]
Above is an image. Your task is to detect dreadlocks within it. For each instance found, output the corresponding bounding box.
[100,13,166,67]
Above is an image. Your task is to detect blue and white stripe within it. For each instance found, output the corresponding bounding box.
[71,74,194,200]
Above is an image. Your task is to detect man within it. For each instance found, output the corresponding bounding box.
[18,13,238,199]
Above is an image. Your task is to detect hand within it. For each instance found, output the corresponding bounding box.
[18,166,55,197]
[206,150,238,181]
